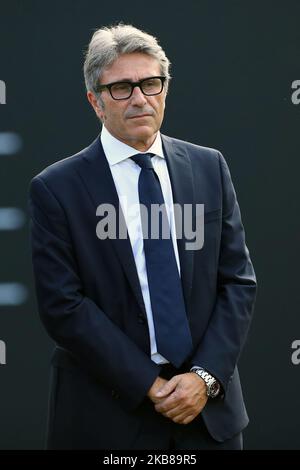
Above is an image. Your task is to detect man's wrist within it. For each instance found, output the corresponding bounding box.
[190,366,221,398]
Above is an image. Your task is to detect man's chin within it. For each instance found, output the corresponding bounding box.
[129,127,157,141]
[125,129,158,150]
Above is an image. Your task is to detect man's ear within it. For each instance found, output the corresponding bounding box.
[87,91,104,121]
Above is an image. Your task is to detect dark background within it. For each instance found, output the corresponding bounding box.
[0,0,299,449]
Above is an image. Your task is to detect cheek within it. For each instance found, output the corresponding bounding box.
[105,107,126,125]
[154,98,165,117]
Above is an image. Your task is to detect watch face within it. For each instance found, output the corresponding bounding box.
[209,381,220,397]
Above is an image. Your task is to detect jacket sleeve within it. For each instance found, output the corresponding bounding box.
[191,151,257,394]
[29,175,160,410]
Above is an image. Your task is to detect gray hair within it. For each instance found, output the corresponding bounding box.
[83,24,171,96]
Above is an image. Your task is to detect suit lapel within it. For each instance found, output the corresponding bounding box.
[78,136,147,317]
[161,134,195,309]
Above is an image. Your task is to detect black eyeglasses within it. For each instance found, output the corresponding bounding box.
[97,76,166,100]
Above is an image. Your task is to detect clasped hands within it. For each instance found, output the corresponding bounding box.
[147,373,208,425]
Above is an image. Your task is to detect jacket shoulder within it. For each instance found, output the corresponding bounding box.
[162,134,222,162]
[31,134,101,185]
[31,145,90,185]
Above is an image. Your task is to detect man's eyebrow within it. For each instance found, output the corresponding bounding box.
[112,78,132,82]
[106,76,156,83]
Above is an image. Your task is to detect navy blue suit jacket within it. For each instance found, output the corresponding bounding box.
[29,134,257,449]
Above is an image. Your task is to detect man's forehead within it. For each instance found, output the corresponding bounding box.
[101,53,161,81]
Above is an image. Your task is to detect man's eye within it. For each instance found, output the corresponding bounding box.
[144,80,155,87]
[112,83,130,92]
[142,79,161,92]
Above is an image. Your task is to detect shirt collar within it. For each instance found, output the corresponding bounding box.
[100,125,165,166]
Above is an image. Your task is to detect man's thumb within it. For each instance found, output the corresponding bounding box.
[156,377,177,397]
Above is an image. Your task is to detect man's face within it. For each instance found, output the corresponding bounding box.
[87,52,167,151]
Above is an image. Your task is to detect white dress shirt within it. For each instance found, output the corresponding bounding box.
[101,125,181,364]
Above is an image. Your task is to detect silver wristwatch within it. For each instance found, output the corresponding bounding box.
[191,367,221,398]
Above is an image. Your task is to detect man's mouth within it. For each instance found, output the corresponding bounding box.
[128,114,152,119]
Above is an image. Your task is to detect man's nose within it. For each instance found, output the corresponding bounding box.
[130,86,147,105]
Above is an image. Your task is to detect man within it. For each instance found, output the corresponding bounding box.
[29,24,257,450]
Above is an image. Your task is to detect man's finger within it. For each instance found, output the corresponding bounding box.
[154,375,180,398]
[155,400,182,415]
[173,414,195,425]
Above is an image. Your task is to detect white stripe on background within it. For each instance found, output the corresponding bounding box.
[0,283,28,306]
[0,80,5,104]
[0,340,6,365]
[0,208,25,230]
[0,132,22,155]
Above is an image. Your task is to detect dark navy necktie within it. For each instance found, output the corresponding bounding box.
[131,153,193,367]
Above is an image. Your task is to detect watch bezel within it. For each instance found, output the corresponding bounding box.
[207,379,221,398]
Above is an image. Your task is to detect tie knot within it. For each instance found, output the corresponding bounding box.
[130,153,155,170]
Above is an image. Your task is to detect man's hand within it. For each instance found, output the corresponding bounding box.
[153,373,208,425]
[147,376,169,404]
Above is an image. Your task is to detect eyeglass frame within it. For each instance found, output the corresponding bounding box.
[97,76,166,100]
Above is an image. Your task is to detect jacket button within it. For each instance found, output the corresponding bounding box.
[138,314,146,324]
